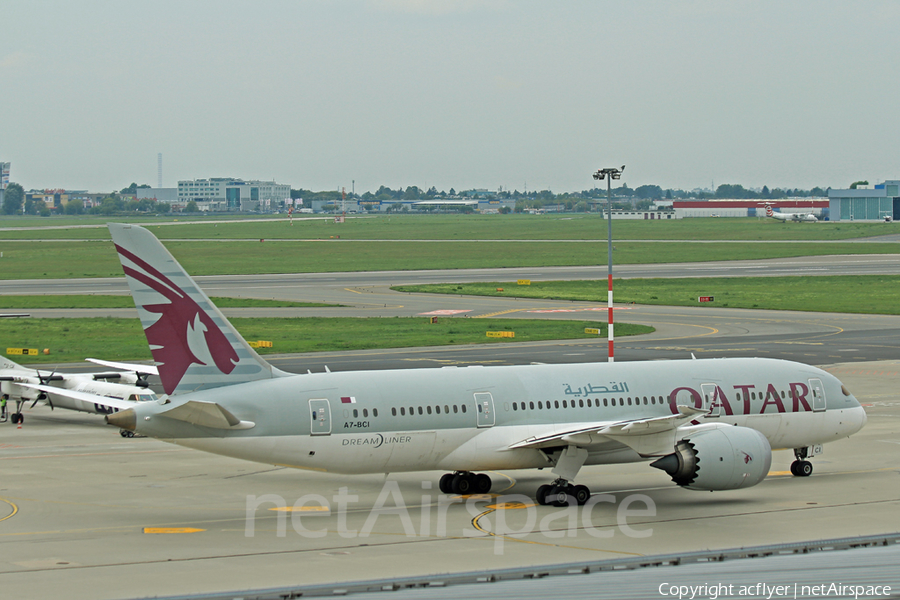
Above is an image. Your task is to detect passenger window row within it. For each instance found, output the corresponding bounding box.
[508,396,666,411]
[345,408,378,418]
[390,404,468,417]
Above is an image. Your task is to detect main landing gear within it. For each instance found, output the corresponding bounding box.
[438,471,493,495]
[536,444,593,506]
[536,479,591,506]
[790,447,814,477]
[8,399,25,425]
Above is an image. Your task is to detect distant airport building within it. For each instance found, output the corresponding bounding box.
[828,181,900,222]
[673,199,828,219]
[137,188,178,204]
[176,178,291,212]
[23,189,104,210]
[0,162,9,189]
[311,198,515,214]
[0,162,9,208]
[595,209,676,219]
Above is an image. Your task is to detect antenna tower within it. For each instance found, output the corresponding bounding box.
[157,153,163,188]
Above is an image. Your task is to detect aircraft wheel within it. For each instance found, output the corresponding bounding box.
[572,485,591,505]
[439,473,455,494]
[791,460,813,477]
[452,473,473,495]
[536,484,550,506]
[12,414,22,424]
[549,485,570,507]
[474,473,492,494]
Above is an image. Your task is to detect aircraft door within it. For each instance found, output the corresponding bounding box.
[309,398,332,435]
[808,379,826,412]
[474,392,495,428]
[700,383,721,417]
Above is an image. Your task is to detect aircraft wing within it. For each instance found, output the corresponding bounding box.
[508,405,708,457]
[16,383,138,411]
[85,358,159,376]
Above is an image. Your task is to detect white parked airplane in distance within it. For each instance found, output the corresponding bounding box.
[1,356,158,425]
[764,203,818,223]
[105,223,866,505]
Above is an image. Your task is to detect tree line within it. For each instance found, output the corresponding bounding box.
[1,180,835,216]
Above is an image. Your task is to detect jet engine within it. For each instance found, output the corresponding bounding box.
[650,424,771,491]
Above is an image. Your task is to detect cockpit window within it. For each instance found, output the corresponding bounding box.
[841,385,851,397]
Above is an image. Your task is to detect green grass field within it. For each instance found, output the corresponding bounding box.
[2,215,898,279]
[1,239,896,280]
[395,275,900,315]
[1,317,652,364]
[2,216,896,361]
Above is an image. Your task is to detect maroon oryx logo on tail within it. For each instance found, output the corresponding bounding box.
[115,244,239,394]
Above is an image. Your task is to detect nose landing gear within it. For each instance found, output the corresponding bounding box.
[791,446,817,477]
[790,459,813,476]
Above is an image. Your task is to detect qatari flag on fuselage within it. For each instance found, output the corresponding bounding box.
[341,397,356,404]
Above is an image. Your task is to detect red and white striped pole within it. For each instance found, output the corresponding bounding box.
[594,166,624,363]
[608,273,614,362]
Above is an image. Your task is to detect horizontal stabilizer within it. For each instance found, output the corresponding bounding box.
[160,400,255,430]
[85,358,159,376]
[16,383,137,412]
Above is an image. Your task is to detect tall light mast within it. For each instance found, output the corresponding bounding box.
[592,166,625,362]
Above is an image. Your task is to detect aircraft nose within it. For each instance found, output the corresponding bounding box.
[106,408,136,431]
[846,405,867,435]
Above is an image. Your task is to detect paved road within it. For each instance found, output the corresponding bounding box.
[4,255,900,301]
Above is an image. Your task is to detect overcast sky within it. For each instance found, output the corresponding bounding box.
[2,1,898,194]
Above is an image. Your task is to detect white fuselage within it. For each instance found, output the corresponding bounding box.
[1,366,156,415]
[124,357,866,475]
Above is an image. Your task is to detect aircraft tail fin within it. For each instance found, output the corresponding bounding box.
[108,223,290,395]
[1,356,22,370]
[765,205,774,217]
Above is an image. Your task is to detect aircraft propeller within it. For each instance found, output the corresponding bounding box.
[135,372,151,388]
[32,368,58,410]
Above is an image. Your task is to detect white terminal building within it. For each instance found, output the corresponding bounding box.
[176,178,291,212]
